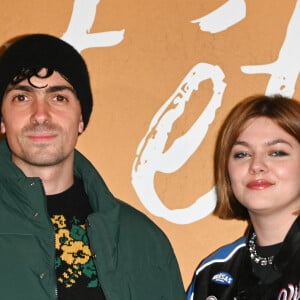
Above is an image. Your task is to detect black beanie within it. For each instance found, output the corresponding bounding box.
[0,34,93,129]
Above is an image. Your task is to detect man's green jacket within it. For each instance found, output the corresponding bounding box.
[0,140,185,300]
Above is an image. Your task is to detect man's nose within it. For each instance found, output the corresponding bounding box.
[30,99,51,124]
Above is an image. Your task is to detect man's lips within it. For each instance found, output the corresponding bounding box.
[246,179,274,190]
[27,133,57,142]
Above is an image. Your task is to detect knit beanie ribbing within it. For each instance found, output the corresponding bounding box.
[0,34,93,129]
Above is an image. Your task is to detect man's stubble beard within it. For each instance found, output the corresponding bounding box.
[16,123,70,167]
[17,142,68,167]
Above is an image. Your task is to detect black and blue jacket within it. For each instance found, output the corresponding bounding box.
[187,217,300,300]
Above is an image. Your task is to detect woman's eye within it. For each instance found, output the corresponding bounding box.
[270,150,288,157]
[233,152,249,159]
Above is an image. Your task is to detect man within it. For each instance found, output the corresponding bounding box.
[0,34,185,300]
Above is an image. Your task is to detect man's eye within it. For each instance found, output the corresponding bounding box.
[233,152,249,159]
[55,95,67,102]
[14,94,27,101]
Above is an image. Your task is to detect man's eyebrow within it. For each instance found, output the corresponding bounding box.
[5,84,33,93]
[5,84,76,95]
[45,85,77,95]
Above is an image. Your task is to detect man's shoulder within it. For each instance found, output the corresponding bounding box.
[74,150,171,244]
[118,199,165,234]
[116,199,174,248]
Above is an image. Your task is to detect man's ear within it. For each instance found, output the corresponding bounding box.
[0,119,6,134]
[78,116,84,134]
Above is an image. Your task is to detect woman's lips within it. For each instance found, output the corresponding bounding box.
[246,179,273,190]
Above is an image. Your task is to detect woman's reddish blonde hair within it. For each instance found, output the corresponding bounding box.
[214,94,300,220]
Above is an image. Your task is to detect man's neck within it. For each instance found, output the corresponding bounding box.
[12,158,75,195]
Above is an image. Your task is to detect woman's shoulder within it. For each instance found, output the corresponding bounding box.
[196,236,247,274]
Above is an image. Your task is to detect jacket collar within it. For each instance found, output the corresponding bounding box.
[0,140,25,179]
[74,149,121,272]
[245,216,300,273]
[273,216,300,271]
[0,139,119,213]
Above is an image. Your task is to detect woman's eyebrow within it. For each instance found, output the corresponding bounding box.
[266,139,292,147]
[232,139,292,147]
[232,140,248,146]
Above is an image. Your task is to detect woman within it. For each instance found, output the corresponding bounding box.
[187,94,300,300]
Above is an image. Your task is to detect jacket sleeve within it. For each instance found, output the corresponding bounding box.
[166,244,186,300]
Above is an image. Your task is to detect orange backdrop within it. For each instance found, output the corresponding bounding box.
[1,0,299,288]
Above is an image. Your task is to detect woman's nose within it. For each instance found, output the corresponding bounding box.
[249,155,268,174]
